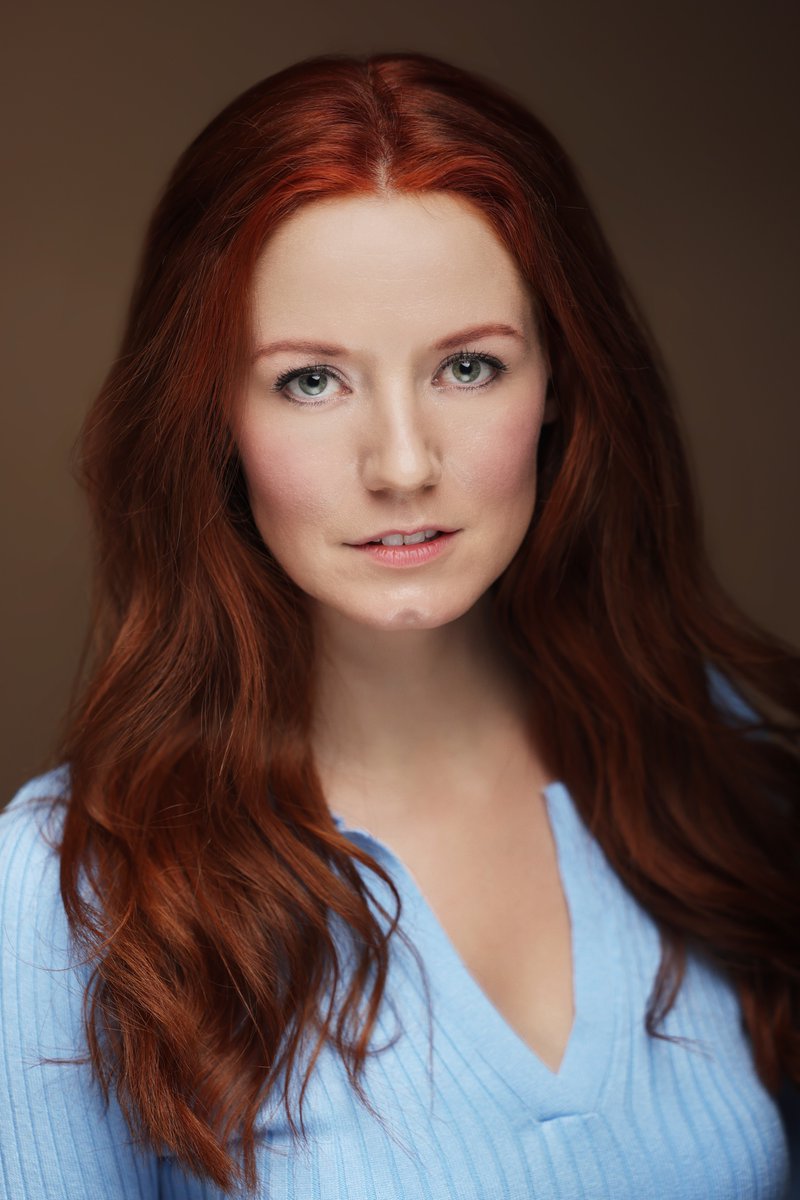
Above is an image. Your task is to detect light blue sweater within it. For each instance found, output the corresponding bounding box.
[1,755,796,1198]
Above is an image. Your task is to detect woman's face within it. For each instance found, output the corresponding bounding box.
[235,191,555,634]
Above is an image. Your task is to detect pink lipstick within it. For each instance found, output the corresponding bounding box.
[348,530,459,567]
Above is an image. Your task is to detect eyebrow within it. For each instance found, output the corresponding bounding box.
[252,322,525,361]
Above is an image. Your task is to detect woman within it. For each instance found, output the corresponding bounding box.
[1,49,798,1199]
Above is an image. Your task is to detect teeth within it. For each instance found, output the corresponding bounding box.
[374,529,441,546]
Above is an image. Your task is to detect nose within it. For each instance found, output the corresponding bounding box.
[359,385,442,495]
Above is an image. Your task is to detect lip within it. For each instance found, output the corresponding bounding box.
[346,525,460,546]
[348,529,459,567]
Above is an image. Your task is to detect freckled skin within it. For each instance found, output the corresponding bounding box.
[234,191,555,635]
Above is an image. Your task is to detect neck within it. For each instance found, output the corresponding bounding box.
[309,591,542,817]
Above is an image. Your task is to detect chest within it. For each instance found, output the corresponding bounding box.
[342,789,575,1074]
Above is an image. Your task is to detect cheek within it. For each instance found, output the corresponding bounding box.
[237,426,337,538]
[455,406,542,505]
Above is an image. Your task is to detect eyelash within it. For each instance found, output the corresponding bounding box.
[270,349,510,407]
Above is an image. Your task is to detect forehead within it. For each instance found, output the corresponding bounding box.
[250,191,535,343]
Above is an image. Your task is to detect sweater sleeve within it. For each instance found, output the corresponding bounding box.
[0,771,159,1200]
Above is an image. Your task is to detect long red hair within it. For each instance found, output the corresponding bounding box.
[48,50,799,1193]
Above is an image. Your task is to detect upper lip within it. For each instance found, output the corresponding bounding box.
[347,525,459,546]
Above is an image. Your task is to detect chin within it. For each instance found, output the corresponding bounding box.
[371,606,451,630]
[322,587,490,634]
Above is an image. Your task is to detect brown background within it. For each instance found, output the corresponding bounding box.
[2,0,798,801]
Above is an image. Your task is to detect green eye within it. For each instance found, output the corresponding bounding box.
[295,371,329,397]
[441,350,508,388]
[449,357,486,383]
[271,348,509,408]
[271,362,344,406]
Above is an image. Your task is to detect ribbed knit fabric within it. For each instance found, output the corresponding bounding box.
[1,759,796,1199]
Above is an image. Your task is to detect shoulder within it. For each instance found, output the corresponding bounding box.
[1,763,71,844]
[1,765,71,913]
[0,766,162,1195]
[0,766,71,958]
[2,762,71,821]
[0,764,83,1067]
[1,763,71,840]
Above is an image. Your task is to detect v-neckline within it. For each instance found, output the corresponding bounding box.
[331,780,622,1117]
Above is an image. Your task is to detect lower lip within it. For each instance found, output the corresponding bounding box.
[348,531,459,567]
